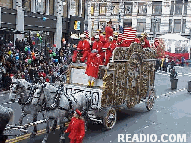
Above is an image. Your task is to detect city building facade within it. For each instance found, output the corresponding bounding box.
[0,0,85,49]
[87,0,191,41]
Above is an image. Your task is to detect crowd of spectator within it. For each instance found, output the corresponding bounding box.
[0,37,75,91]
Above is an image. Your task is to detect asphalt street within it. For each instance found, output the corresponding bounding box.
[1,65,191,143]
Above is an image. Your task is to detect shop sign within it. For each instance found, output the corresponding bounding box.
[0,7,1,28]
[74,21,81,30]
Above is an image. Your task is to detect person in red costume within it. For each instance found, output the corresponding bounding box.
[85,49,103,87]
[92,30,106,46]
[123,39,131,47]
[134,35,141,44]
[154,39,160,48]
[142,33,150,48]
[117,36,123,47]
[102,36,116,65]
[72,34,90,63]
[113,34,118,47]
[105,21,113,41]
[92,35,103,54]
[64,109,85,143]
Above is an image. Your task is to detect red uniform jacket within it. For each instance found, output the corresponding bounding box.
[105,26,113,40]
[104,41,116,55]
[100,35,107,46]
[142,38,150,48]
[85,53,102,78]
[134,38,140,44]
[113,39,117,47]
[65,117,85,140]
[77,40,90,52]
[92,41,103,54]
[154,40,159,48]
[123,40,131,47]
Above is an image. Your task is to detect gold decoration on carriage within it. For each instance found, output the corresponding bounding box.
[101,43,156,108]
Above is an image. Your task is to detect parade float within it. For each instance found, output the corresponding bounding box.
[64,42,157,129]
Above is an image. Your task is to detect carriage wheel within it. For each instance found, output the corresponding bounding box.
[103,107,117,130]
[145,87,156,111]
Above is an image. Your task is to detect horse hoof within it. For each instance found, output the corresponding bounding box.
[59,139,65,143]
[30,132,36,138]
[42,140,47,143]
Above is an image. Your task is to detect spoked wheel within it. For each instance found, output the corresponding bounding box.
[103,107,117,130]
[145,87,156,111]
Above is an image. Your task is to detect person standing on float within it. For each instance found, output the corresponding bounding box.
[105,21,113,41]
[92,35,103,54]
[72,34,90,63]
[142,33,150,48]
[85,49,103,87]
[102,36,116,66]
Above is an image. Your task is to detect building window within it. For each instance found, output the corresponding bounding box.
[63,1,68,17]
[152,1,162,15]
[111,3,119,15]
[137,19,146,32]
[151,18,161,33]
[124,2,132,15]
[182,19,186,33]
[169,19,172,32]
[138,2,147,15]
[49,0,54,15]
[99,21,106,31]
[184,1,187,15]
[36,0,43,13]
[170,1,174,15]
[0,0,13,8]
[91,3,95,16]
[174,19,181,33]
[99,3,107,15]
[175,2,182,15]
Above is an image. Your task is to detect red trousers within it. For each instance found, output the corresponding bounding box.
[100,52,112,65]
[104,52,112,65]
[72,50,89,62]
[70,139,83,143]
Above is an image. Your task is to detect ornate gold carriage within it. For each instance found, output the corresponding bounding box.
[65,43,156,130]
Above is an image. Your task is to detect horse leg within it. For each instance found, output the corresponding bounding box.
[30,113,38,138]
[18,112,27,126]
[51,119,57,134]
[59,122,65,142]
[42,119,50,143]
[42,112,45,120]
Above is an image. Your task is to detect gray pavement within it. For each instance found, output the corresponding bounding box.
[1,66,191,143]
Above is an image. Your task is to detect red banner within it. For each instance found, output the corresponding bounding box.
[165,51,189,60]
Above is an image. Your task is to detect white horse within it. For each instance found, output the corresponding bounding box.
[9,78,46,137]
[40,84,89,143]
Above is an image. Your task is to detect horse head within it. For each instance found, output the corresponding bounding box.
[9,79,22,102]
[9,79,31,104]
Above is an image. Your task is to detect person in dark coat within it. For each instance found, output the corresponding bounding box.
[0,105,14,143]
[28,65,34,83]
[15,38,19,50]
[170,68,177,82]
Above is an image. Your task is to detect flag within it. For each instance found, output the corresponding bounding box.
[122,27,131,41]
[118,33,123,40]
[84,30,89,39]
[126,28,137,41]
